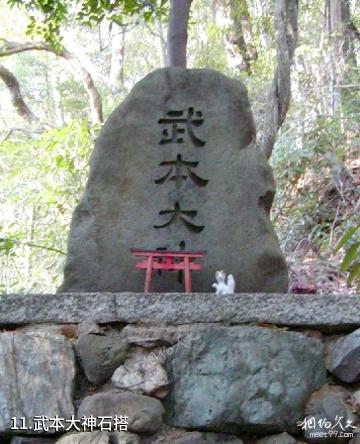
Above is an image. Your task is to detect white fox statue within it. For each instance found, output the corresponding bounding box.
[212,270,236,295]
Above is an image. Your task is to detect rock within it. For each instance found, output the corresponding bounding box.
[351,389,360,412]
[0,293,117,325]
[75,333,128,384]
[56,432,109,444]
[139,425,184,443]
[19,323,64,335]
[302,329,323,341]
[302,384,359,443]
[175,431,244,443]
[120,325,187,348]
[11,438,56,444]
[111,432,142,443]
[0,331,75,433]
[112,348,169,398]
[119,324,208,348]
[76,320,103,337]
[256,433,297,444]
[55,432,141,444]
[165,326,326,434]
[326,328,360,382]
[59,67,288,294]
[3,293,360,331]
[78,391,164,435]
[350,434,360,443]
[60,324,78,338]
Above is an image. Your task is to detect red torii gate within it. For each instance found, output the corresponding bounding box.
[131,248,206,293]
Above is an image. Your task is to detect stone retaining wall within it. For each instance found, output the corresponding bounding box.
[1,293,360,444]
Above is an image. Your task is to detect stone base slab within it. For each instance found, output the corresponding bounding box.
[0,293,359,331]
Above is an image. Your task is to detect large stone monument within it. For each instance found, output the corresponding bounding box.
[59,68,288,293]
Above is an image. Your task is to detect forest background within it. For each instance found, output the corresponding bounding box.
[0,0,359,294]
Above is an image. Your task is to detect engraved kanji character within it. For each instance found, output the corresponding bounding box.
[154,202,204,233]
[158,107,205,146]
[155,154,208,188]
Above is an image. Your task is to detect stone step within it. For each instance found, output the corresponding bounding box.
[0,292,359,332]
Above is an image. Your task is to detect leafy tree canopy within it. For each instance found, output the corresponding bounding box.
[7,0,168,49]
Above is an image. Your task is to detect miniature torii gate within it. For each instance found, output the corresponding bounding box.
[131,248,206,293]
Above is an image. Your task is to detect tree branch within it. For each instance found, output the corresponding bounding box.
[259,0,299,158]
[0,127,42,143]
[0,63,39,123]
[0,237,65,255]
[0,39,103,124]
[0,40,51,56]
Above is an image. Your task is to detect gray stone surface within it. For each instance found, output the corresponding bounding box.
[175,431,244,443]
[302,384,359,443]
[165,326,326,434]
[76,320,103,337]
[59,67,287,293]
[351,389,360,412]
[1,293,360,331]
[118,324,205,348]
[11,438,56,444]
[111,432,141,444]
[78,391,164,435]
[0,293,116,324]
[55,432,140,444]
[111,348,169,398]
[0,331,75,433]
[326,328,360,382]
[75,333,128,384]
[256,433,297,444]
[56,432,109,444]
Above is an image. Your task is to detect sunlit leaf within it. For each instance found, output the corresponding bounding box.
[347,263,360,287]
[334,226,359,253]
[340,242,360,273]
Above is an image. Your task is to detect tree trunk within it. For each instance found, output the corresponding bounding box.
[60,47,103,124]
[260,0,299,159]
[227,0,257,75]
[0,63,38,123]
[167,0,193,67]
[109,24,126,93]
[327,0,358,113]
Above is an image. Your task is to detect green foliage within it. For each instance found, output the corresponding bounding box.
[335,225,360,290]
[0,121,94,293]
[77,0,168,25]
[190,22,230,73]
[7,0,168,48]
[8,0,67,50]
[0,237,16,256]
[271,105,359,277]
